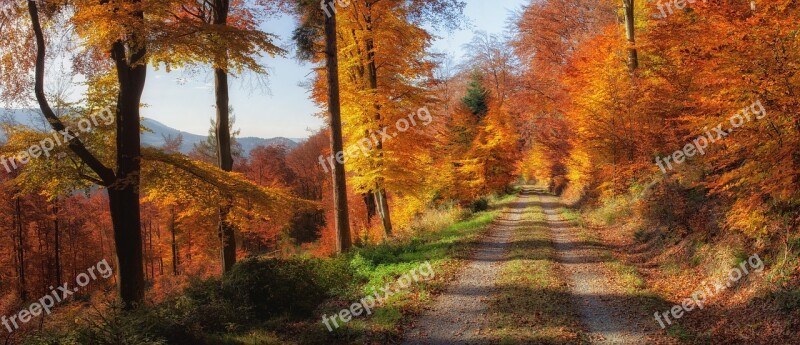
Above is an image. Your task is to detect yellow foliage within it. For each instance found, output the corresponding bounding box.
[141,147,317,229]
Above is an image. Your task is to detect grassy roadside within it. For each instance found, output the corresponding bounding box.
[561,208,646,294]
[217,192,520,345]
[560,207,668,314]
[486,194,586,344]
[573,192,800,344]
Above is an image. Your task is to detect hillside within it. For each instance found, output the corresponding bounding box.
[0,109,300,156]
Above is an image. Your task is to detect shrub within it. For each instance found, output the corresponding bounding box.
[176,278,249,334]
[221,257,343,319]
[408,202,465,235]
[61,303,176,345]
[772,289,800,313]
[311,255,357,297]
[22,255,357,345]
[469,197,490,212]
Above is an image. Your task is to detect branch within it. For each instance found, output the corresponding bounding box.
[27,1,116,186]
[141,147,319,217]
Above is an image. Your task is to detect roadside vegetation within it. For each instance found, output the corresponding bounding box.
[568,184,800,343]
[22,193,517,345]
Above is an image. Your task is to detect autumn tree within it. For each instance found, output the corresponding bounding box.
[286,131,330,243]
[640,0,800,236]
[19,0,149,308]
[290,0,353,252]
[449,69,519,199]
[327,0,465,237]
[511,0,615,191]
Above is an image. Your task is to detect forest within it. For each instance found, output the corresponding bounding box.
[0,0,798,343]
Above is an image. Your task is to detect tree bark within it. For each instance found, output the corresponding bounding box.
[363,4,393,237]
[622,0,638,72]
[171,206,179,275]
[15,196,27,302]
[53,202,61,286]
[213,0,237,273]
[325,7,353,253]
[218,203,236,272]
[363,192,377,225]
[148,220,155,280]
[374,186,392,236]
[107,188,145,307]
[156,222,164,276]
[109,11,148,306]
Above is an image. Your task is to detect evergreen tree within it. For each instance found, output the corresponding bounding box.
[193,110,243,164]
[461,71,489,118]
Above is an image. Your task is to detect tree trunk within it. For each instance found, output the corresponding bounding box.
[363,5,393,237]
[363,192,377,225]
[148,220,155,280]
[171,206,179,275]
[107,188,145,308]
[109,27,147,309]
[156,222,164,276]
[53,202,61,286]
[140,223,145,281]
[15,196,27,302]
[218,203,236,273]
[325,7,353,253]
[622,0,638,72]
[37,224,46,296]
[374,187,392,236]
[213,0,237,274]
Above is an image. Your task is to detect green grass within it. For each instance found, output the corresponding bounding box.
[666,324,692,341]
[487,197,586,344]
[230,193,519,344]
[206,330,286,345]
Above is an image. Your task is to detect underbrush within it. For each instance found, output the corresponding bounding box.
[575,178,800,343]
[406,201,467,236]
[22,256,353,345]
[22,192,517,345]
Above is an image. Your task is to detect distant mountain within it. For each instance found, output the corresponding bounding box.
[140,118,298,156]
[0,109,301,156]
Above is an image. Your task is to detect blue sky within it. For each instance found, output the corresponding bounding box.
[140,0,527,139]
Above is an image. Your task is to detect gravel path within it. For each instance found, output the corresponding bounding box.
[541,192,649,344]
[400,189,530,345]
